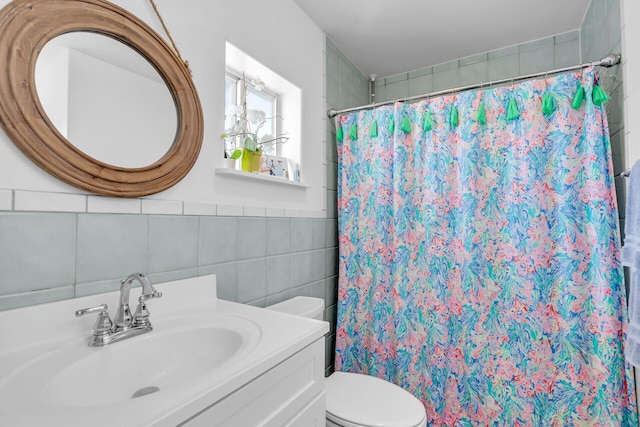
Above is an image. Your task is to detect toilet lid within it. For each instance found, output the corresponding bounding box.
[325,372,426,427]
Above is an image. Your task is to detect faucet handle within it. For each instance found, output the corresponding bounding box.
[76,304,113,336]
[139,291,162,301]
[75,304,108,317]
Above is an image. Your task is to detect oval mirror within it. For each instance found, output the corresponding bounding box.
[35,32,177,169]
[0,0,203,197]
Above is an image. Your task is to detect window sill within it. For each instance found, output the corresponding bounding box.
[215,168,309,188]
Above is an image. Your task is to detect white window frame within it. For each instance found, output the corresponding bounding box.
[225,70,281,157]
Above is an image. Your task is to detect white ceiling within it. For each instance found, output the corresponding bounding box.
[294,0,591,78]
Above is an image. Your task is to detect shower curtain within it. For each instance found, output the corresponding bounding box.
[334,67,638,425]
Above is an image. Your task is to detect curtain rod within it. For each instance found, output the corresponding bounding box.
[327,54,622,118]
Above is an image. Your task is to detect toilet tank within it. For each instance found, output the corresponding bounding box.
[265,296,324,320]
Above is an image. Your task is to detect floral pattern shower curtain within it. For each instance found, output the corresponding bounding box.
[335,67,638,425]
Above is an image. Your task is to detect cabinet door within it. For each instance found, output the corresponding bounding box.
[182,338,325,426]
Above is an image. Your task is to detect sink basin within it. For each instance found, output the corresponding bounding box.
[44,325,244,407]
[0,315,261,410]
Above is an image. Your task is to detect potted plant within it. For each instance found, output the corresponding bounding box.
[221,72,288,172]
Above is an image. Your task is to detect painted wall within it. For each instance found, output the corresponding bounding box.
[0,0,325,212]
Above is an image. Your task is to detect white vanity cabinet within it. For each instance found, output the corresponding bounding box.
[181,338,326,426]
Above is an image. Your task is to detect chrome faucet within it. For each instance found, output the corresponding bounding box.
[76,273,162,347]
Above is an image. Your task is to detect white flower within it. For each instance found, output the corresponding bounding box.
[251,77,265,91]
[247,109,266,125]
[259,133,273,143]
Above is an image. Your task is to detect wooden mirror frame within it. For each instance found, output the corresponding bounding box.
[0,0,204,197]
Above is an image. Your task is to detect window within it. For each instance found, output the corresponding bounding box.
[225,71,280,156]
[224,42,302,182]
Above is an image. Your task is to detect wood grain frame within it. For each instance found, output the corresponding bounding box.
[0,0,204,197]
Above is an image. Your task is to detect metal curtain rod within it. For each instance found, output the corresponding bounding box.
[327,54,622,118]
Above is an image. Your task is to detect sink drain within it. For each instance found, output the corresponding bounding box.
[132,385,160,399]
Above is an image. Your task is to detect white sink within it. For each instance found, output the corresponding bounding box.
[1,317,257,409]
[0,275,327,426]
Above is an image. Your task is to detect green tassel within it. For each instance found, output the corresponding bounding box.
[572,85,585,109]
[449,106,459,127]
[477,104,487,125]
[541,92,555,116]
[592,84,610,106]
[401,116,412,133]
[336,125,343,142]
[348,124,357,140]
[370,120,378,137]
[422,110,434,132]
[506,98,520,120]
[388,118,395,134]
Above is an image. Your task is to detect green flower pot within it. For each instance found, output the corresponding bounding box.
[241,148,262,172]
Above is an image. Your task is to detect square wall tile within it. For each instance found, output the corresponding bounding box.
[555,39,580,69]
[311,219,327,250]
[327,247,338,277]
[432,69,459,92]
[310,250,327,282]
[267,218,291,256]
[291,219,311,252]
[237,218,267,260]
[459,61,489,87]
[408,74,433,98]
[266,255,291,294]
[199,217,237,265]
[76,214,148,283]
[520,44,555,75]
[0,213,76,295]
[326,219,338,248]
[237,259,266,303]
[385,80,409,100]
[290,252,310,288]
[148,216,199,273]
[488,54,520,82]
[326,275,338,307]
[310,279,326,301]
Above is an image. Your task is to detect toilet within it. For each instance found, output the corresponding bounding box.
[266,297,427,427]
